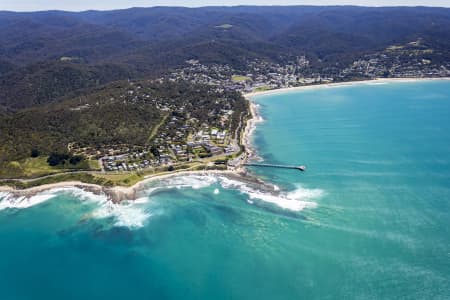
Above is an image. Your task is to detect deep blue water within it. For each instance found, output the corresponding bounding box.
[1,80,449,299]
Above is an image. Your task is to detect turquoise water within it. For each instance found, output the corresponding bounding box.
[1,80,450,299]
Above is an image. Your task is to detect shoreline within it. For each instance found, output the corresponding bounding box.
[0,86,262,201]
[243,77,450,98]
[0,169,274,203]
[0,94,261,201]
[1,76,449,201]
[241,94,263,162]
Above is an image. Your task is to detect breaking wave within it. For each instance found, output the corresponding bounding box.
[0,173,324,228]
[57,188,151,228]
[0,190,58,210]
[91,198,151,228]
[151,174,323,212]
[218,176,321,211]
[154,175,218,190]
[0,188,151,229]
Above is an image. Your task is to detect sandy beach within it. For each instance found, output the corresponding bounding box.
[0,181,105,199]
[240,95,263,162]
[243,77,450,98]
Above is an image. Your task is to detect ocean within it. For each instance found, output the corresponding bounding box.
[1,80,449,299]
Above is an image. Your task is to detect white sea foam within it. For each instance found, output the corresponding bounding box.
[147,174,322,212]
[0,187,110,211]
[71,190,152,228]
[0,187,150,228]
[64,189,151,228]
[246,191,316,211]
[243,184,320,211]
[92,200,151,228]
[0,190,58,210]
[133,197,150,204]
[217,176,322,212]
[0,172,323,227]
[53,187,108,203]
[158,175,218,190]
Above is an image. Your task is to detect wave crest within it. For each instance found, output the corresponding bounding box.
[0,190,58,210]
[0,173,324,228]
[150,174,323,212]
[92,198,151,228]
[218,176,321,211]
[0,188,151,229]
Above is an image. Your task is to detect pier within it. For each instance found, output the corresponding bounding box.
[244,163,306,171]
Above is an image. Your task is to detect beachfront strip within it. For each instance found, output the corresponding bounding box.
[65,81,249,175]
[164,39,450,94]
[97,128,241,173]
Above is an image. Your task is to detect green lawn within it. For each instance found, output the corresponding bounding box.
[231,75,251,82]
[94,172,144,186]
[0,157,100,179]
[254,86,273,92]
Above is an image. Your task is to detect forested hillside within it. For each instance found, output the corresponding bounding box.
[0,6,449,111]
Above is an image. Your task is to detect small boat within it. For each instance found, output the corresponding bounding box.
[298,165,307,171]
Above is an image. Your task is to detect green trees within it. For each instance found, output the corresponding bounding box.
[47,153,70,166]
[69,155,84,165]
[30,149,40,158]
[47,153,84,167]
[150,146,160,158]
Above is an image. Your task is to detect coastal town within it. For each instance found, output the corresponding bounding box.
[164,40,450,94]
[67,40,450,176]
[66,81,249,175]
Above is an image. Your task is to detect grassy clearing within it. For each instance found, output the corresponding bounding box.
[147,113,169,143]
[254,86,273,92]
[87,160,100,170]
[94,173,145,186]
[0,157,100,179]
[1,173,113,190]
[19,157,57,177]
[231,75,251,82]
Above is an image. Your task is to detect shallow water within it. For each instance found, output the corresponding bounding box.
[1,80,449,299]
